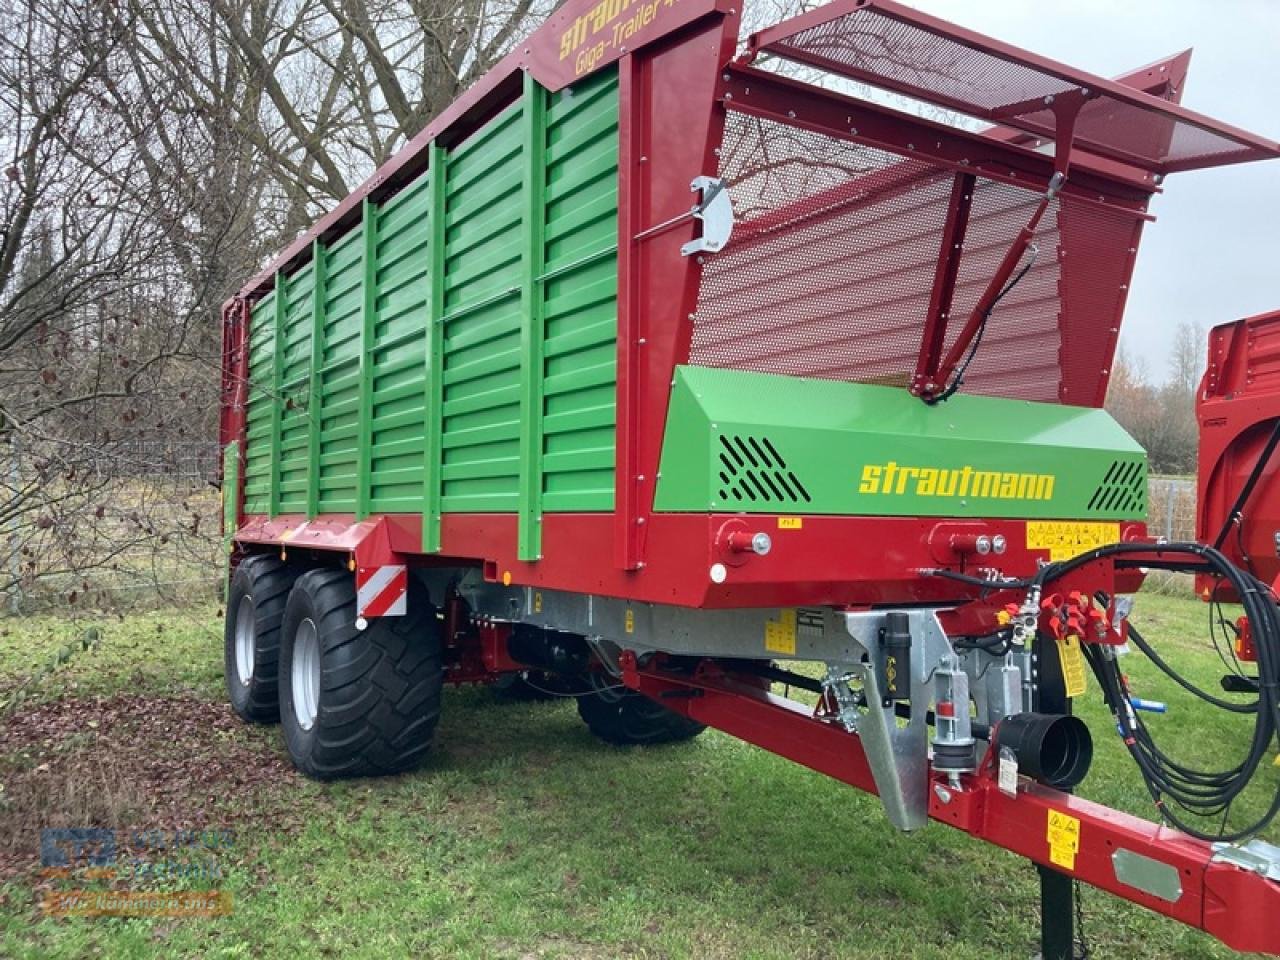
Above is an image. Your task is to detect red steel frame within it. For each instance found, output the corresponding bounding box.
[217,2,1280,954]
[1197,309,1280,599]
[622,652,1280,956]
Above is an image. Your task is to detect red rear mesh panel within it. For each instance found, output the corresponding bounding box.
[690,110,1144,405]
[760,4,1262,171]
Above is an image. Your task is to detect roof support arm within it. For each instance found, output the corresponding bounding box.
[911,172,975,397]
[919,96,1083,403]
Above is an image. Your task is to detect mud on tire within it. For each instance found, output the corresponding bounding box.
[279,568,443,779]
[224,555,295,723]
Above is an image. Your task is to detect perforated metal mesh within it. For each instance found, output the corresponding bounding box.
[690,111,1144,405]
[759,4,1271,172]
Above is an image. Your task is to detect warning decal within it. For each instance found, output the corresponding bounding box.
[1026,521,1120,562]
[1056,635,1088,698]
[764,609,798,656]
[1047,809,1081,870]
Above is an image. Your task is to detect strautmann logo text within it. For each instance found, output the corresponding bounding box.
[858,462,1056,501]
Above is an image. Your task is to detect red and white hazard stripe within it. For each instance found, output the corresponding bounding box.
[356,564,407,618]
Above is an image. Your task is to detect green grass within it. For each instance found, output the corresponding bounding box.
[0,591,1275,959]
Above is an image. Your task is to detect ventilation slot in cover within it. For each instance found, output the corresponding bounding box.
[717,435,811,505]
[1087,459,1147,515]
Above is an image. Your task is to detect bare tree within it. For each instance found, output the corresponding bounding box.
[0,0,813,612]
[1106,327,1205,476]
[0,1,224,610]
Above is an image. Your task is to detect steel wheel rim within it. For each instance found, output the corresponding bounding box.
[292,617,321,730]
[234,595,256,687]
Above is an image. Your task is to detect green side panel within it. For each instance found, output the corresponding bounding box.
[277,260,315,514]
[655,366,1147,520]
[242,67,621,524]
[439,102,526,513]
[317,222,365,513]
[243,286,276,515]
[518,72,549,560]
[540,68,619,514]
[370,176,432,513]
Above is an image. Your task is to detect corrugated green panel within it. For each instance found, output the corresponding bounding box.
[370,175,431,512]
[539,68,619,512]
[316,221,363,513]
[243,287,276,515]
[278,260,314,513]
[241,65,621,526]
[422,145,447,551]
[440,102,525,513]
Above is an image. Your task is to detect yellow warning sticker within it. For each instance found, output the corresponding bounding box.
[777,517,803,530]
[1057,635,1088,698]
[533,592,542,614]
[764,609,798,655]
[624,608,635,634]
[1026,521,1120,562]
[1047,809,1081,870]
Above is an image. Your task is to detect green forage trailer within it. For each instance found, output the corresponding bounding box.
[217,0,1280,954]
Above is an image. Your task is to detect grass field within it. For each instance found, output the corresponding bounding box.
[0,590,1276,959]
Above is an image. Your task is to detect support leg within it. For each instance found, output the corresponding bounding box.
[1032,631,1080,959]
[1038,865,1076,960]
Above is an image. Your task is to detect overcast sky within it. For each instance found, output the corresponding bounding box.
[897,0,1279,381]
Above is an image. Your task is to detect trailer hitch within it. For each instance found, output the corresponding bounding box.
[841,608,963,830]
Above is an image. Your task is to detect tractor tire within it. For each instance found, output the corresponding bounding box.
[224,555,295,723]
[279,568,443,779]
[576,674,706,746]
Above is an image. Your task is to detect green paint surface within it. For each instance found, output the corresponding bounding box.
[241,68,620,527]
[654,366,1147,520]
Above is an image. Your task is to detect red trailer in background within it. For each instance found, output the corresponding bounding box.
[1198,310,1280,658]
[218,0,1280,956]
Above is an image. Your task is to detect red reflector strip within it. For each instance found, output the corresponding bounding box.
[356,565,407,618]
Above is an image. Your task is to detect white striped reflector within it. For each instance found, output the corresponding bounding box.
[355,565,407,618]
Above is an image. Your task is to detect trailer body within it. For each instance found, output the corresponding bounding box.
[219,0,1247,611]
[219,2,1280,956]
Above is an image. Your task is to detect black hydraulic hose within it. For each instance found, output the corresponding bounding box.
[1124,621,1256,714]
[926,540,1280,838]
[927,568,1036,589]
[924,245,1039,406]
[1212,416,1280,550]
[1084,639,1280,841]
[1056,543,1280,840]
[924,540,1280,840]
